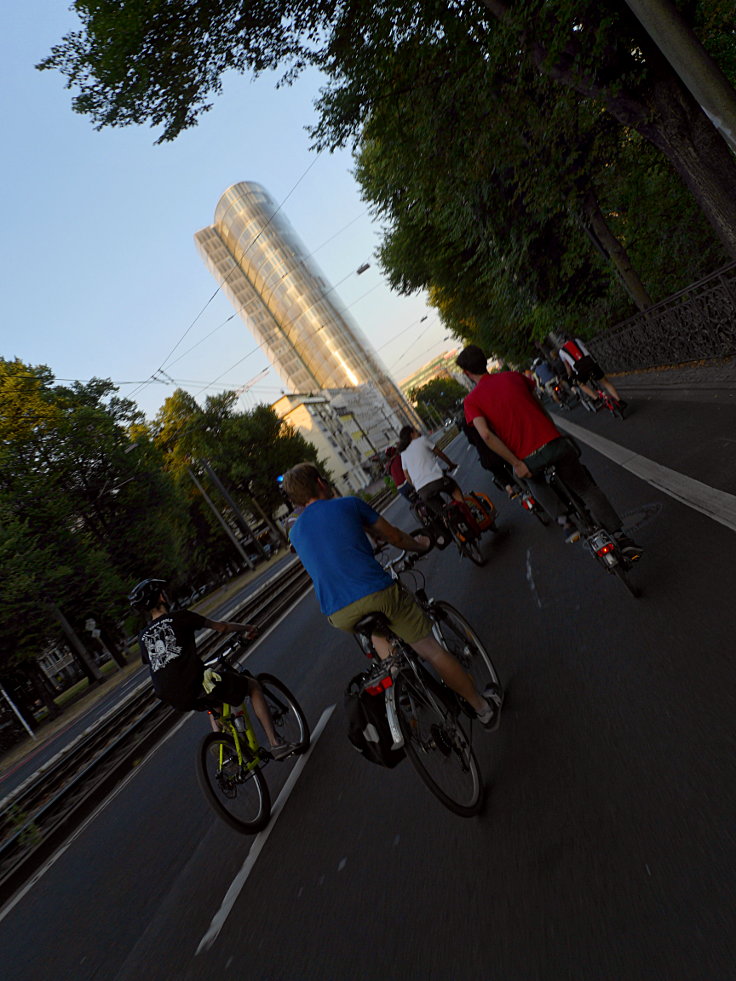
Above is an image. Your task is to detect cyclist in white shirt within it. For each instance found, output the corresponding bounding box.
[399,426,464,514]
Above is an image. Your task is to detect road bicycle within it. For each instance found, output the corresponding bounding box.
[589,380,626,419]
[408,477,494,567]
[544,461,641,597]
[358,547,503,816]
[570,379,625,418]
[195,638,310,833]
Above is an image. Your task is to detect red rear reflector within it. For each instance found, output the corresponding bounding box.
[596,542,615,556]
[366,676,393,695]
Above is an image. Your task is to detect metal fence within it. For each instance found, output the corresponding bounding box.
[588,260,736,372]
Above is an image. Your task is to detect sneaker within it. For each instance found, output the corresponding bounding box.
[614,532,643,562]
[561,520,580,544]
[269,741,297,761]
[477,684,503,732]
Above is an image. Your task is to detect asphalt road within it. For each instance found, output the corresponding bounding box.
[2,396,736,980]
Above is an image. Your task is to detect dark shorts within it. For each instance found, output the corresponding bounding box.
[418,474,459,504]
[572,355,604,384]
[194,667,254,711]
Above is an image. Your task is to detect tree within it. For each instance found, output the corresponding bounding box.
[153,390,328,575]
[39,1,736,257]
[408,377,469,427]
[0,359,189,695]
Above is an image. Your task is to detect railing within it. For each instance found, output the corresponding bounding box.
[588,260,736,372]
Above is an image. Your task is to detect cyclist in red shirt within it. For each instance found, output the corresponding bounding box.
[455,345,641,559]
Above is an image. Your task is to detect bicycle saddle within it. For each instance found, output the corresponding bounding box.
[353,612,391,639]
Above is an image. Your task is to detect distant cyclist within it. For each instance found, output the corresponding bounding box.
[384,445,413,502]
[557,335,626,409]
[129,578,295,759]
[455,345,642,559]
[459,416,516,498]
[531,357,562,404]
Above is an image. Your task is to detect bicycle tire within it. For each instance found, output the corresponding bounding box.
[612,563,640,598]
[446,509,487,566]
[394,672,483,816]
[196,733,271,833]
[257,673,311,755]
[430,601,502,704]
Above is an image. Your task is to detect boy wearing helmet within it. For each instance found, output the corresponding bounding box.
[129,579,295,759]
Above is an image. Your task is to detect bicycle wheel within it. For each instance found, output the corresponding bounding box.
[430,601,502,705]
[446,509,487,566]
[196,733,271,833]
[257,674,310,755]
[394,672,483,816]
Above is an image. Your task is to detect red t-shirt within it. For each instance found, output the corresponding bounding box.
[464,371,561,460]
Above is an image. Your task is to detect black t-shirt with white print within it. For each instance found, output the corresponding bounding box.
[139,609,208,711]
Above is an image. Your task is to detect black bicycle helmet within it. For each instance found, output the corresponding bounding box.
[128,578,167,611]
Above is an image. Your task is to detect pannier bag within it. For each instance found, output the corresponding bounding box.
[344,672,405,768]
[465,491,497,531]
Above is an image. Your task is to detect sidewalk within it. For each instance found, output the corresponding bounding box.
[0,547,293,778]
[613,356,736,400]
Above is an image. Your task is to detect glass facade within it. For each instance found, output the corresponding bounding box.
[195,182,419,427]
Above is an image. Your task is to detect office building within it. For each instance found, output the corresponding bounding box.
[195,181,419,430]
[271,394,371,495]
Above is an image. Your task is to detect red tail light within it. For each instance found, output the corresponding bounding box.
[366,676,394,696]
[596,542,615,556]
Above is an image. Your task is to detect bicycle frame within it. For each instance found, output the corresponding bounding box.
[209,701,262,773]
[545,466,622,568]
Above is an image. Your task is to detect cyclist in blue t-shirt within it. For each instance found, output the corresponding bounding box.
[283,462,499,728]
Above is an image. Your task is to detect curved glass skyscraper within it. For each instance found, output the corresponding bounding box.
[194,181,418,428]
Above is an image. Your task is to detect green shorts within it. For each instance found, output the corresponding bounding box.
[327,582,432,644]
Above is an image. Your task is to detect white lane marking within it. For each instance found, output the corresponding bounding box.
[196,704,336,955]
[525,549,543,609]
[555,416,736,533]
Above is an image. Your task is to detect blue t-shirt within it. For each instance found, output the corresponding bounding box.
[289,497,393,615]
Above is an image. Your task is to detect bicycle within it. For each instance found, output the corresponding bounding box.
[409,476,493,567]
[544,462,641,597]
[356,547,503,815]
[195,637,310,833]
[589,380,626,419]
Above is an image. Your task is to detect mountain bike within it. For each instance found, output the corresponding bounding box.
[544,463,640,597]
[357,547,503,815]
[195,638,310,833]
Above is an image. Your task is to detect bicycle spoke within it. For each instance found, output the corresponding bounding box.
[395,674,482,816]
[430,601,501,703]
[196,733,271,833]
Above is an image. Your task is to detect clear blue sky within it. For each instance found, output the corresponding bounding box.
[3,3,452,421]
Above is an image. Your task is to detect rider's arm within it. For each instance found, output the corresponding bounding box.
[370,515,429,552]
[204,619,258,639]
[471,417,531,478]
[432,447,456,468]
